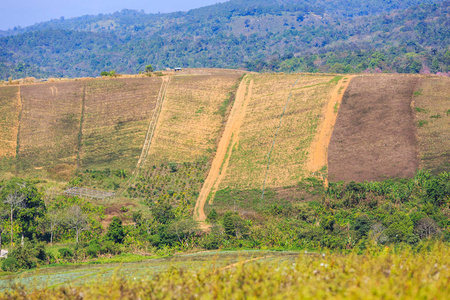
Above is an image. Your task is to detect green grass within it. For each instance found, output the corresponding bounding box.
[417,120,428,127]
[414,107,427,113]
[413,89,423,96]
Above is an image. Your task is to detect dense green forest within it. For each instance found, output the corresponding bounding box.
[0,0,449,79]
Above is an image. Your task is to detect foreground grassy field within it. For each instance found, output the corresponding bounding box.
[2,245,450,299]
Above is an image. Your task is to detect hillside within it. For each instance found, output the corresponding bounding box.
[0,70,449,285]
[1,70,448,220]
[0,0,449,79]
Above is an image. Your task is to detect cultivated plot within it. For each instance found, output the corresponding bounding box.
[146,73,242,165]
[18,82,85,177]
[81,77,162,171]
[413,76,450,174]
[219,74,340,190]
[328,75,419,182]
[0,86,20,159]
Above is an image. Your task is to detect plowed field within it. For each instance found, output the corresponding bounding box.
[328,75,419,182]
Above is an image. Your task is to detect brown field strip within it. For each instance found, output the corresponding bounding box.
[218,74,340,190]
[328,75,419,182]
[18,82,85,176]
[146,73,243,165]
[194,76,253,221]
[413,76,450,174]
[81,77,162,171]
[0,86,21,159]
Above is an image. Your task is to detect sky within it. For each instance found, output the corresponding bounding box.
[0,0,226,30]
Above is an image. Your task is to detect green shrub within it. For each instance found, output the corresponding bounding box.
[86,244,101,258]
[207,209,218,222]
[106,217,125,244]
[1,257,18,272]
[58,248,74,259]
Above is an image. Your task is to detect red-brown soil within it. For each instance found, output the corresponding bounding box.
[328,75,419,182]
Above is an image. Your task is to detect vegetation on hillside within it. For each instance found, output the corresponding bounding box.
[0,169,448,275]
[0,0,448,79]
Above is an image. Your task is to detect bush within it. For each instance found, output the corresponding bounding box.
[58,248,74,259]
[1,257,18,272]
[106,217,125,244]
[86,244,101,258]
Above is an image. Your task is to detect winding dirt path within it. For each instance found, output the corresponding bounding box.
[307,75,354,184]
[194,77,253,223]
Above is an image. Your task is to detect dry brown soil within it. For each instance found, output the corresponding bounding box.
[328,75,419,182]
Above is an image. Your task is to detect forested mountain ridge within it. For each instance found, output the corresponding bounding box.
[0,0,448,79]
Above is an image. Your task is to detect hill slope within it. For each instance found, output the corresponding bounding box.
[0,70,449,220]
[0,0,448,79]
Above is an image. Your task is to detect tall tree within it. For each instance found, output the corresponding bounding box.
[66,205,88,243]
[4,191,26,251]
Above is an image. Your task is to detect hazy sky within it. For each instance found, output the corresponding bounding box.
[0,0,226,30]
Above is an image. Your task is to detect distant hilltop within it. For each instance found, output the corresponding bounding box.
[0,0,448,79]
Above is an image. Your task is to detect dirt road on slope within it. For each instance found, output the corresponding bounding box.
[194,77,253,222]
[307,75,354,183]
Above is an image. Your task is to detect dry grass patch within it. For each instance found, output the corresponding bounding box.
[220,73,339,190]
[414,76,450,174]
[81,77,162,171]
[0,86,20,158]
[146,73,242,164]
[18,82,84,176]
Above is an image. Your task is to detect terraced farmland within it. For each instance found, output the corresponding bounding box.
[0,70,448,200]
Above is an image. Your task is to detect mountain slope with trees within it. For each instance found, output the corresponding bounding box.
[0,0,449,79]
